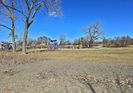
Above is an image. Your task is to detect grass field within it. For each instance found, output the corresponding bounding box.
[0,48,133,93]
[0,47,133,64]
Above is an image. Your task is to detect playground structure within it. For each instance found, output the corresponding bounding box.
[38,40,58,51]
[48,40,58,50]
[0,42,13,51]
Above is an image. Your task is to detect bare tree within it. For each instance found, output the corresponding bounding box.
[20,0,62,54]
[1,0,62,54]
[80,37,88,48]
[0,0,16,52]
[83,22,103,48]
[59,35,66,48]
[37,36,51,45]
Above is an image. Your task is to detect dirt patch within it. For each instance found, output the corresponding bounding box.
[3,69,20,76]
[0,60,133,93]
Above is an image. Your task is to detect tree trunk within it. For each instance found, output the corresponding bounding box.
[11,0,16,52]
[89,40,93,48]
[22,23,28,54]
[11,20,16,52]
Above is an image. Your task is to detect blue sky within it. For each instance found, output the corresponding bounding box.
[0,0,133,42]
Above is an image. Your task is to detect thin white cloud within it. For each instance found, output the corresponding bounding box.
[49,11,57,17]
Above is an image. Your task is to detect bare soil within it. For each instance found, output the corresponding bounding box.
[0,60,133,93]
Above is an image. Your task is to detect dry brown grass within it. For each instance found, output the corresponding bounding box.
[0,48,133,64]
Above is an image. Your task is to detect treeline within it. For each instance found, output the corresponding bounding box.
[59,35,133,49]
[20,22,133,49]
[17,36,51,49]
[103,36,133,47]
[59,22,133,48]
[25,35,133,49]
